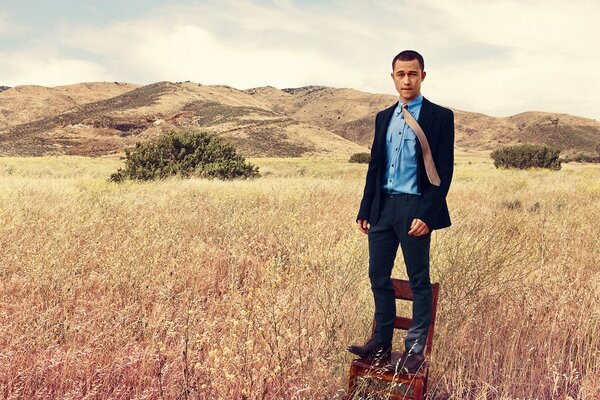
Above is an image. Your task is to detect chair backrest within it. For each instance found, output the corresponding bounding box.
[371,278,440,357]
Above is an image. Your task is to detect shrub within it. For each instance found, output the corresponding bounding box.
[110,131,259,182]
[561,153,600,163]
[490,144,561,170]
[349,152,371,163]
[500,199,522,210]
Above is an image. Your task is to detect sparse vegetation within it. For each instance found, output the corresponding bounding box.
[562,152,600,163]
[110,130,259,182]
[349,152,371,163]
[0,156,599,399]
[491,144,561,170]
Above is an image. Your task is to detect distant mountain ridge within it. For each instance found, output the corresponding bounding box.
[1,81,598,158]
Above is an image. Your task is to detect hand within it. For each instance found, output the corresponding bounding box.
[408,218,430,236]
[357,219,369,234]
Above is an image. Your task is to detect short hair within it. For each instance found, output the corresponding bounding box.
[392,50,425,71]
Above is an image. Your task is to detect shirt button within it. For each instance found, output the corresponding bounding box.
[389,180,392,182]
[391,164,394,167]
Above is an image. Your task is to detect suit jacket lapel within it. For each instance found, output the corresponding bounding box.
[377,102,396,148]
[376,103,396,173]
[418,97,435,139]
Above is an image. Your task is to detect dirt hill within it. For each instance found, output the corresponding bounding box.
[0,82,140,128]
[1,81,598,158]
[0,82,366,157]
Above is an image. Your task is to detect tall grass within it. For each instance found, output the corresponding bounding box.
[0,155,598,399]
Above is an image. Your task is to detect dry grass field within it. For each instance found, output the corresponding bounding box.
[0,155,598,399]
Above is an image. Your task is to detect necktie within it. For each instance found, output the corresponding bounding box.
[402,104,441,186]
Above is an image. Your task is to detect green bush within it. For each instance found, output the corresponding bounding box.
[349,152,371,163]
[490,145,561,170]
[110,131,259,182]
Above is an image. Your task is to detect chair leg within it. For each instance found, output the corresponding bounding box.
[413,379,424,400]
[346,364,358,400]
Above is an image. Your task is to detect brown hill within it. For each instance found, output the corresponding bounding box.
[0,81,366,157]
[1,81,598,158]
[508,112,600,153]
[0,82,140,128]
[247,86,600,157]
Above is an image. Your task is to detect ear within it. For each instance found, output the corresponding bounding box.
[421,71,427,81]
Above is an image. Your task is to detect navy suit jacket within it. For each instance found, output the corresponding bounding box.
[357,97,455,230]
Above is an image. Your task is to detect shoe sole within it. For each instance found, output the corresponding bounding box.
[347,347,392,359]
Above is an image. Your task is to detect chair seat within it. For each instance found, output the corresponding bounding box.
[351,351,428,381]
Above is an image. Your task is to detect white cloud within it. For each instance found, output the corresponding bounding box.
[58,4,366,89]
[0,49,112,87]
[0,10,30,37]
[133,24,354,88]
[366,0,600,119]
[0,12,6,34]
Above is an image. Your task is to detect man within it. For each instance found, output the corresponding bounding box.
[347,50,454,373]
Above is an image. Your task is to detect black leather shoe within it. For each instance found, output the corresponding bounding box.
[347,338,392,359]
[385,350,425,373]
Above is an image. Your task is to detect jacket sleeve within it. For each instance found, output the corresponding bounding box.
[356,112,381,222]
[414,109,454,228]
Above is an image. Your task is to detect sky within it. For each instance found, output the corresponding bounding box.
[1,0,599,119]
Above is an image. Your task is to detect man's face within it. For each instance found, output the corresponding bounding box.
[391,59,426,103]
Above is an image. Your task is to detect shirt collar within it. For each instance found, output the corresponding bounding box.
[395,94,423,115]
[401,94,423,109]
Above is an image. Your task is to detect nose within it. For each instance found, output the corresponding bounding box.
[402,75,411,85]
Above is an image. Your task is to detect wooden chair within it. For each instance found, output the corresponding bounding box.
[346,279,440,400]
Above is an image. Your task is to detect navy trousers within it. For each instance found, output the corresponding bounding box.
[368,194,432,355]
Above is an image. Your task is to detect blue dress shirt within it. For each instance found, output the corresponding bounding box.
[382,94,423,195]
